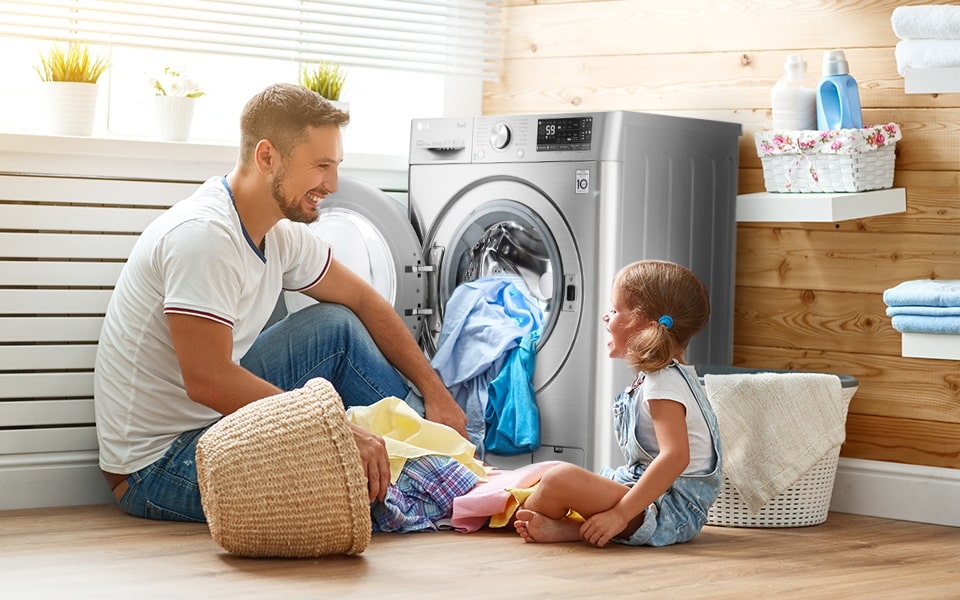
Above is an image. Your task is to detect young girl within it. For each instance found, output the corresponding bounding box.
[513,260,722,547]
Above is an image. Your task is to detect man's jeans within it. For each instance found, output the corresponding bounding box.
[117,302,412,522]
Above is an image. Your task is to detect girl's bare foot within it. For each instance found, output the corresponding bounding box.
[513,509,583,543]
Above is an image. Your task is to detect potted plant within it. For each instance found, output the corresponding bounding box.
[149,67,205,141]
[298,61,348,109]
[34,41,110,136]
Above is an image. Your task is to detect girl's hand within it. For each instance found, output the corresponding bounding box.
[579,508,632,547]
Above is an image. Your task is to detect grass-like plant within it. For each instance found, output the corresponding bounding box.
[35,41,110,83]
[298,61,347,101]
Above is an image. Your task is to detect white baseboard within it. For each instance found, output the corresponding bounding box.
[831,457,960,527]
[0,451,113,511]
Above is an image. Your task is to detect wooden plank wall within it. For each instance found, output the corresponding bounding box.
[485,0,960,470]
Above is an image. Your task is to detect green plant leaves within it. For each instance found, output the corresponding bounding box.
[35,41,109,83]
[298,62,346,101]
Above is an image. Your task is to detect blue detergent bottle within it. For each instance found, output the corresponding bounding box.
[816,50,863,130]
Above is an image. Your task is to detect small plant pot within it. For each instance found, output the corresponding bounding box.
[154,96,197,142]
[42,81,99,136]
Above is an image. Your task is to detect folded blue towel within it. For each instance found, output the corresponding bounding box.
[891,315,960,334]
[883,280,960,307]
[886,305,960,317]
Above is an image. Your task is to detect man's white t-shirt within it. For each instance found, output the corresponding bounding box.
[94,177,332,474]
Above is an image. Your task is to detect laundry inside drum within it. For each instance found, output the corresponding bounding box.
[459,221,553,303]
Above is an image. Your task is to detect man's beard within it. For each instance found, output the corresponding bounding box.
[272,167,318,224]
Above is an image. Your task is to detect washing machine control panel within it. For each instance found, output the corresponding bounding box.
[471,115,599,163]
[536,116,593,152]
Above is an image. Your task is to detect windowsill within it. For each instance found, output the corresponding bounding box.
[0,131,408,190]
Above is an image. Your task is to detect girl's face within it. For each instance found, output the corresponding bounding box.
[602,285,645,359]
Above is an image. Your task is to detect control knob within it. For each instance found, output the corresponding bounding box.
[489,122,512,150]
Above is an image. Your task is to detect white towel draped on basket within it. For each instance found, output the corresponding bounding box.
[703,372,849,513]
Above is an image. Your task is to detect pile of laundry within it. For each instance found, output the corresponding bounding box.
[430,275,544,459]
[892,5,960,76]
[883,279,960,334]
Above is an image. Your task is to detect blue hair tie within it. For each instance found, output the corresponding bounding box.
[658,315,674,329]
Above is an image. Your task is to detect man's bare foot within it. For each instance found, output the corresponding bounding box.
[513,509,583,543]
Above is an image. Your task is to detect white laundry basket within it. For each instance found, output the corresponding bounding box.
[696,365,858,528]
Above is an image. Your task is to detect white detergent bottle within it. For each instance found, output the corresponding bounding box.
[816,49,863,131]
[771,54,817,131]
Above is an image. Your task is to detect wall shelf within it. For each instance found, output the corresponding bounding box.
[736,187,906,222]
[903,67,960,94]
[901,333,960,361]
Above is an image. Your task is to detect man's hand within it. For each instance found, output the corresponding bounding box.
[423,390,468,440]
[348,422,391,503]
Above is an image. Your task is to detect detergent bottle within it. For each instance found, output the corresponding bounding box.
[770,54,817,131]
[816,49,863,130]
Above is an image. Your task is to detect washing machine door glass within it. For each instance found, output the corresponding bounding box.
[285,176,427,339]
[422,178,581,391]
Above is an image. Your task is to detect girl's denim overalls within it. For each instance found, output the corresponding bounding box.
[600,362,723,546]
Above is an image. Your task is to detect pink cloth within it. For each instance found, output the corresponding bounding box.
[450,461,563,533]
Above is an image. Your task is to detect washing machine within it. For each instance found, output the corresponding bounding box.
[298,110,741,472]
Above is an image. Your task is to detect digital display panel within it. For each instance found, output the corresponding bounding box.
[537,116,593,152]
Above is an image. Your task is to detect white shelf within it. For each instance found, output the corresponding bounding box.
[904,67,960,94]
[736,188,906,222]
[901,333,960,361]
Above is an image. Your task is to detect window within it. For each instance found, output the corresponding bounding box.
[0,1,502,158]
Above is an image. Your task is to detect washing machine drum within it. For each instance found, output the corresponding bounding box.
[461,221,553,303]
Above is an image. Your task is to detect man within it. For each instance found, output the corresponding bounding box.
[94,83,467,522]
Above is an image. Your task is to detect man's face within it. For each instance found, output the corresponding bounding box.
[272,124,343,223]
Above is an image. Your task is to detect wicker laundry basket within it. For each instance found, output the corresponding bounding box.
[755,123,901,193]
[196,378,371,557]
[706,384,858,528]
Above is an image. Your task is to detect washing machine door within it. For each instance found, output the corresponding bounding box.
[421,175,581,390]
[286,176,428,339]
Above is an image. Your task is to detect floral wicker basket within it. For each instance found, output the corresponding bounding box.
[755,123,902,193]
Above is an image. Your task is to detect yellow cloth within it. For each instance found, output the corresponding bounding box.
[494,484,583,528]
[493,485,537,528]
[345,396,486,483]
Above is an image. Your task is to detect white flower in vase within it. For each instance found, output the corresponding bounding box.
[149,67,204,141]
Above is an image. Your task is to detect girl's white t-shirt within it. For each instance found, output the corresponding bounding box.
[94,177,332,474]
[635,364,714,476]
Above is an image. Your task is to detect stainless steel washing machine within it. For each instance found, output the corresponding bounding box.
[302,110,741,472]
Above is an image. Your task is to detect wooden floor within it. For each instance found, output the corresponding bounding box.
[2,505,958,599]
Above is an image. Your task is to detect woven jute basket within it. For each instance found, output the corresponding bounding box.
[196,377,371,558]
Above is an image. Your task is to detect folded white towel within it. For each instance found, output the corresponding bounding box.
[895,39,960,76]
[892,5,960,40]
[704,372,849,513]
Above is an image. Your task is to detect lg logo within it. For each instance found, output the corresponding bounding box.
[576,170,590,194]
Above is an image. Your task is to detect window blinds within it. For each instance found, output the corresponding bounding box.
[1,0,503,78]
